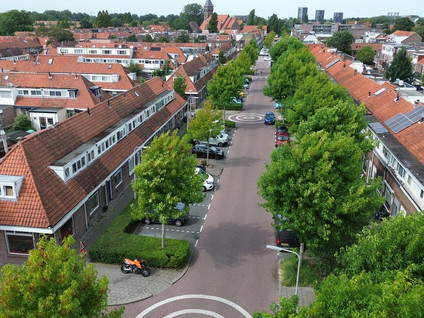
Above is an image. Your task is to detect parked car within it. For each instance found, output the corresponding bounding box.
[275,134,290,147]
[232,97,243,104]
[195,167,214,191]
[192,144,225,159]
[144,202,188,227]
[276,125,288,135]
[264,112,276,125]
[275,101,282,109]
[201,134,229,147]
[244,83,250,89]
[274,214,300,249]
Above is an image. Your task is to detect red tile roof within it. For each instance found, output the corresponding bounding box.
[0,77,186,229]
[308,44,424,167]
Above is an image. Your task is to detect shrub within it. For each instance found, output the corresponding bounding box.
[13,114,32,131]
[89,199,190,268]
[224,120,236,128]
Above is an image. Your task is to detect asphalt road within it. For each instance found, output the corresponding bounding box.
[122,56,278,318]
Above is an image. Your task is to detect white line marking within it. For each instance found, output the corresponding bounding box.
[195,239,198,247]
[200,225,203,232]
[136,294,252,318]
[208,204,211,209]
[204,214,207,220]
[164,309,224,318]
[211,195,214,200]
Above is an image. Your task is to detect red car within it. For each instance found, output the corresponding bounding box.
[275,133,290,147]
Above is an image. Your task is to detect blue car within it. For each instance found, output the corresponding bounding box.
[264,112,276,125]
[275,102,282,109]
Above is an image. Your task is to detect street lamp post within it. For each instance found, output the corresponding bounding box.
[266,245,301,297]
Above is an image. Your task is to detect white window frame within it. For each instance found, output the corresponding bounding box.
[5,231,35,255]
[86,192,100,215]
[114,169,123,188]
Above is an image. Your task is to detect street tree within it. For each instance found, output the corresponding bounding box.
[0,10,33,35]
[0,236,124,318]
[264,49,318,101]
[357,45,375,65]
[327,31,354,54]
[207,61,244,108]
[208,13,218,33]
[394,17,414,31]
[126,34,138,42]
[247,9,256,25]
[80,17,93,29]
[337,212,424,278]
[385,47,413,83]
[187,99,223,165]
[233,50,252,74]
[131,131,204,248]
[269,36,304,61]
[173,74,187,100]
[263,31,276,49]
[258,130,383,260]
[243,39,259,65]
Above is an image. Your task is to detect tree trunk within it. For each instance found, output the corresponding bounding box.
[161,223,165,249]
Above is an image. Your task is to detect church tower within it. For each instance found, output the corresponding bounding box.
[204,0,214,21]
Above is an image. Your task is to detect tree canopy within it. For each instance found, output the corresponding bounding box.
[357,45,375,65]
[0,10,33,35]
[173,74,187,100]
[385,47,413,83]
[208,13,218,33]
[247,9,256,25]
[394,17,414,31]
[0,236,123,318]
[131,131,204,248]
[178,3,204,30]
[326,31,354,54]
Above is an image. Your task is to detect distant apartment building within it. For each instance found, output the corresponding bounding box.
[315,10,325,23]
[333,12,344,23]
[298,7,308,23]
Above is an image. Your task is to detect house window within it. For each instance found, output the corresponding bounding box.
[407,175,411,185]
[384,187,392,211]
[114,169,123,188]
[75,49,83,54]
[86,192,99,215]
[420,190,424,199]
[89,50,97,54]
[128,156,135,175]
[60,218,73,241]
[65,167,70,179]
[6,232,34,254]
[47,118,54,126]
[397,163,405,178]
[103,50,112,54]
[118,50,126,54]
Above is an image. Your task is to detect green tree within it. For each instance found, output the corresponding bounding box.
[0,236,123,318]
[179,3,204,29]
[207,61,244,108]
[80,17,93,29]
[208,13,218,33]
[269,36,304,61]
[95,10,112,28]
[127,62,143,77]
[243,39,259,65]
[131,131,204,248]
[267,14,281,35]
[157,35,170,42]
[49,27,74,42]
[143,34,154,42]
[258,131,383,258]
[326,31,354,54]
[111,17,123,27]
[302,271,424,317]
[394,17,414,31]
[122,12,133,24]
[247,9,256,25]
[187,99,223,164]
[0,10,33,35]
[357,45,375,64]
[263,31,276,49]
[218,50,226,64]
[413,25,424,39]
[12,114,32,131]
[173,74,187,100]
[385,47,413,83]
[337,213,424,278]
[233,50,252,74]
[253,295,298,318]
[126,34,138,42]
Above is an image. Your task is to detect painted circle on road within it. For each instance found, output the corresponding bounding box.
[228,113,264,124]
[136,294,253,318]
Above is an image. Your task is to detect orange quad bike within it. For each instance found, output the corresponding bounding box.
[121,258,151,277]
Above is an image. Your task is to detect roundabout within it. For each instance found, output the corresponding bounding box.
[227,112,264,124]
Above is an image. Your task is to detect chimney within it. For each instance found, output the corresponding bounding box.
[87,108,91,116]
[107,100,111,108]
[48,72,52,79]
[368,91,371,97]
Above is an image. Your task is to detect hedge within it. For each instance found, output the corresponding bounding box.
[89,199,190,268]
[217,102,243,111]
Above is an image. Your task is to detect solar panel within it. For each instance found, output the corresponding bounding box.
[385,113,414,133]
[325,58,339,69]
[369,122,388,134]
[405,105,424,122]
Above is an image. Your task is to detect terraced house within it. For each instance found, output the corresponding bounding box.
[0,77,186,264]
[309,44,424,217]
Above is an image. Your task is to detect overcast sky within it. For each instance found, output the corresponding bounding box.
[1,0,423,20]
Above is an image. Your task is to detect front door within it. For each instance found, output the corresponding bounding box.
[105,179,113,205]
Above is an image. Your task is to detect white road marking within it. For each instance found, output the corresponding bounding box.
[211,195,214,200]
[204,214,207,220]
[200,225,203,232]
[195,239,198,247]
[164,309,224,318]
[136,294,252,318]
[208,204,211,209]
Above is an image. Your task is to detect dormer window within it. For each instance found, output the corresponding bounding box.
[0,175,25,201]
